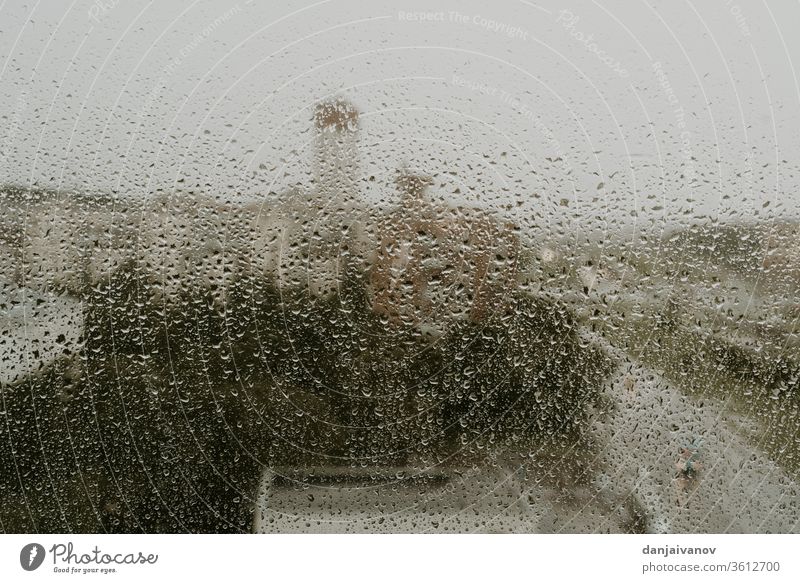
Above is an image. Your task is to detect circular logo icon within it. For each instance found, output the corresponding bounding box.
[20,543,46,571]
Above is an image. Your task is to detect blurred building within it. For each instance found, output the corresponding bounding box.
[10,97,522,325]
[369,169,520,332]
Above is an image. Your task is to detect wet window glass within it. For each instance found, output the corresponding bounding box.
[1,0,799,534]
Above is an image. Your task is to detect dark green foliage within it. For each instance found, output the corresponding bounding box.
[1,264,613,532]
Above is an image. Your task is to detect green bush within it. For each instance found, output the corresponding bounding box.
[1,263,613,532]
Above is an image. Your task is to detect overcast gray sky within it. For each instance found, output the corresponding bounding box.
[2,0,799,239]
